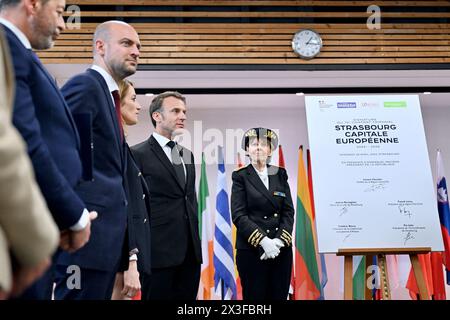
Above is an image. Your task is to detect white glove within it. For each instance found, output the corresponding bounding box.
[273,238,285,249]
[259,237,280,260]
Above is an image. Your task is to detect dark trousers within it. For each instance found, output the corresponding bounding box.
[53,264,118,300]
[143,240,200,300]
[236,247,292,300]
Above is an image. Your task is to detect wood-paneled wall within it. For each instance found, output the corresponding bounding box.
[38,1,450,67]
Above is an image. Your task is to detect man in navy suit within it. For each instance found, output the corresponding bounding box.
[54,20,141,300]
[0,0,96,299]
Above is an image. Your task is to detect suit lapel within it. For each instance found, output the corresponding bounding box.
[149,136,185,191]
[87,69,123,152]
[246,165,278,209]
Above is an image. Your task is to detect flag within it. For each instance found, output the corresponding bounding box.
[278,145,295,298]
[405,149,450,300]
[306,149,328,299]
[436,149,450,285]
[278,145,286,168]
[370,256,382,300]
[386,254,400,291]
[213,146,237,300]
[198,153,215,299]
[352,256,366,300]
[294,146,321,300]
[406,253,433,299]
[131,290,141,300]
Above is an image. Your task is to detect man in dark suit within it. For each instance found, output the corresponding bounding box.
[0,0,96,299]
[54,20,141,300]
[132,91,202,300]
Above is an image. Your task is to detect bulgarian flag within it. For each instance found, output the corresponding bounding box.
[352,256,366,300]
[198,153,215,299]
[294,146,321,299]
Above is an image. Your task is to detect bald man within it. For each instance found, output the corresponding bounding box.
[55,21,141,299]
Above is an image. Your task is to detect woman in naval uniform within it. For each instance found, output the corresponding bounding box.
[231,127,295,300]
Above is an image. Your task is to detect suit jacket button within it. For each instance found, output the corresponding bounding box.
[185,196,188,201]
[143,218,147,223]
[274,213,278,217]
[142,194,145,199]
[138,172,142,176]
[275,227,279,231]
[124,200,128,206]
[266,229,270,233]
[264,216,267,219]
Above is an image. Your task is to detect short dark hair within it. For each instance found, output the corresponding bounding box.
[0,0,50,10]
[148,91,186,128]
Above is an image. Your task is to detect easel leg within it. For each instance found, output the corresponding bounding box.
[344,256,353,300]
[410,254,430,300]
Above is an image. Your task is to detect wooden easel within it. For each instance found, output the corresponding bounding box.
[337,247,431,300]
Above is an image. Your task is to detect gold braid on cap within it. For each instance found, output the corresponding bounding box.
[265,130,277,140]
[244,129,257,138]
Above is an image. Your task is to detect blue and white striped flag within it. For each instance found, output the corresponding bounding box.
[213,146,237,300]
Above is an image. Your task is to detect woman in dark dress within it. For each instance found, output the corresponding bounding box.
[111,80,151,300]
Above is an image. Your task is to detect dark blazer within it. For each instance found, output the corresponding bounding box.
[119,145,151,275]
[231,164,295,251]
[131,135,202,269]
[56,68,127,271]
[5,25,84,230]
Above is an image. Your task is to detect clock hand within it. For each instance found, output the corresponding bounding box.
[306,37,313,45]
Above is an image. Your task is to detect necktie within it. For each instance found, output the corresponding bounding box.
[166,140,186,188]
[111,90,124,142]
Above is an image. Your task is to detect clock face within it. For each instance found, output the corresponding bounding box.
[291,29,322,59]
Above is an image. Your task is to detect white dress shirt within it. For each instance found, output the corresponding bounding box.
[90,65,119,107]
[0,18,31,49]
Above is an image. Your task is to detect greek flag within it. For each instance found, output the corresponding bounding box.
[213,146,237,300]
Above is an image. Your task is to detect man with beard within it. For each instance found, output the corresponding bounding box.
[0,0,96,299]
[55,20,141,299]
